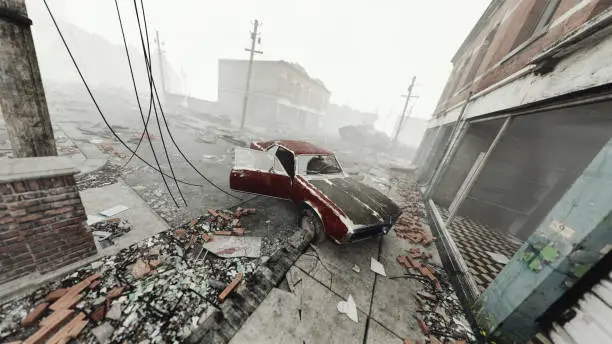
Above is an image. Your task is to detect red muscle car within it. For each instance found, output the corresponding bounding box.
[229,140,402,244]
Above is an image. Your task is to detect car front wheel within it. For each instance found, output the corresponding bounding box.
[300,208,325,243]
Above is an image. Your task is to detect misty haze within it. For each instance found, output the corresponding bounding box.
[2,0,611,343]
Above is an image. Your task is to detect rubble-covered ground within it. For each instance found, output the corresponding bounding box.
[0,209,264,344]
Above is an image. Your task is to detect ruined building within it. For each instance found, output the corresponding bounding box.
[413,0,612,342]
[217,59,330,131]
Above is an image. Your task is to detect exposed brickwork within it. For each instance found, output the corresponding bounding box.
[0,174,96,284]
[437,0,603,114]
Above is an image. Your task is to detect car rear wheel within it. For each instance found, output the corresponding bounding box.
[300,208,325,243]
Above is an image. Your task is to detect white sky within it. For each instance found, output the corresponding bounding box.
[42,0,490,132]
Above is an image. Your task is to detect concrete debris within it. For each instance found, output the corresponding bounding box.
[0,207,261,343]
[91,322,114,343]
[336,294,358,323]
[202,236,262,258]
[86,214,106,226]
[370,257,386,276]
[90,218,131,248]
[352,264,361,273]
[75,162,125,191]
[99,205,129,217]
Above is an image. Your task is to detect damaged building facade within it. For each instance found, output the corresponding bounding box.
[412,0,612,342]
[217,59,330,131]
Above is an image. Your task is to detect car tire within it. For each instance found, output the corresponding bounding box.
[300,208,326,244]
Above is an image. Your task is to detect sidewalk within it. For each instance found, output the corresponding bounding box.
[229,172,477,344]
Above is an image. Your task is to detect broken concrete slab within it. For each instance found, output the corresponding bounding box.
[293,239,378,313]
[366,318,405,344]
[229,288,304,344]
[99,205,129,217]
[79,181,169,254]
[202,236,262,258]
[285,267,367,344]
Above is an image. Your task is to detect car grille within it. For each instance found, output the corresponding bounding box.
[349,224,390,242]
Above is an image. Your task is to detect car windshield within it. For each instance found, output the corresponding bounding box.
[298,155,343,175]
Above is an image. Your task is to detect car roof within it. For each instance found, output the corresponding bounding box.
[268,140,333,156]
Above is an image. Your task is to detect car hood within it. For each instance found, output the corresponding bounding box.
[307,177,401,227]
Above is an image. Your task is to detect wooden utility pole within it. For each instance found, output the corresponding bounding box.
[393,76,417,145]
[240,19,263,130]
[155,30,167,105]
[0,0,57,157]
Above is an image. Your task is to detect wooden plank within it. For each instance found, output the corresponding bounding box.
[49,293,82,312]
[44,288,68,302]
[218,273,243,302]
[24,310,73,344]
[46,313,87,344]
[21,303,49,327]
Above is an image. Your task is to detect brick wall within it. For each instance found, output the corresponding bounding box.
[436,0,609,113]
[0,174,96,284]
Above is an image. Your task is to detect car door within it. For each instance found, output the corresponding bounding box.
[230,147,292,199]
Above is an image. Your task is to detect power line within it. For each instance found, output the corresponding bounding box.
[114,0,153,170]
[42,0,203,188]
[131,0,185,207]
[114,0,181,208]
[135,0,242,201]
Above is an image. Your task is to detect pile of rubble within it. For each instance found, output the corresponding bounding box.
[392,177,476,344]
[90,218,132,248]
[0,208,262,343]
[75,162,128,191]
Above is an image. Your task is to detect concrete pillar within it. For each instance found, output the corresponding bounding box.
[0,0,57,157]
[474,139,612,342]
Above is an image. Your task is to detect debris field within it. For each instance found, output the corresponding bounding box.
[0,208,263,344]
[393,176,476,344]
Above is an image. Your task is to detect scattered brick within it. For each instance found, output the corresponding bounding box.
[201,233,212,242]
[107,287,124,300]
[88,280,102,290]
[91,305,106,322]
[416,316,429,335]
[417,291,436,301]
[215,231,233,236]
[207,209,219,217]
[174,229,187,238]
[21,303,49,327]
[219,272,243,302]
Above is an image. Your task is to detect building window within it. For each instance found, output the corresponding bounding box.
[511,0,561,50]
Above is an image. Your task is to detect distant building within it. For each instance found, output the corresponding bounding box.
[392,116,428,148]
[413,0,612,342]
[217,59,331,131]
[323,103,378,134]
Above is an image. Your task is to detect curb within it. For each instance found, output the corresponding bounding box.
[185,229,313,344]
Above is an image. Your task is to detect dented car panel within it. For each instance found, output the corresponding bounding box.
[230,140,401,244]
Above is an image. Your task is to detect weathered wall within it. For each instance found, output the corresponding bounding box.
[435,0,611,119]
[0,161,96,284]
[217,59,330,127]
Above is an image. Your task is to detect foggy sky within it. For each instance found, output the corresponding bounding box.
[31,0,489,133]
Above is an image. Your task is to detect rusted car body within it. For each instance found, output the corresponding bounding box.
[229,140,402,244]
